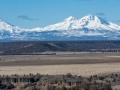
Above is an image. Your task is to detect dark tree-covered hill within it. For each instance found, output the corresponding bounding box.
[0,41,120,55]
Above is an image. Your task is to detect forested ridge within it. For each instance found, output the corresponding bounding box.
[0,41,120,55]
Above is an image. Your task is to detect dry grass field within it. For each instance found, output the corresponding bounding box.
[0,52,120,76]
[0,52,120,66]
[0,63,120,76]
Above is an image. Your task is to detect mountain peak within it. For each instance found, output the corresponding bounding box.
[85,14,96,20]
[32,14,120,32]
[0,18,14,32]
[0,18,6,23]
[64,16,76,22]
[0,14,120,41]
[80,14,100,21]
[80,14,109,25]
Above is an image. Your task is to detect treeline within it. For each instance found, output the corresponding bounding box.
[0,41,120,55]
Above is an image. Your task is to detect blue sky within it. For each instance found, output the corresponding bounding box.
[0,0,120,28]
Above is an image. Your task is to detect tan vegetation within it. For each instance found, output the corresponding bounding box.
[0,63,120,76]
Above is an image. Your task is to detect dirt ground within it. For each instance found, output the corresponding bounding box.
[0,52,120,76]
[0,63,120,76]
[0,52,120,66]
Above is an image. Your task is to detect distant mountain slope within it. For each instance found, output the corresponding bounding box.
[33,14,120,31]
[0,41,120,55]
[0,14,120,41]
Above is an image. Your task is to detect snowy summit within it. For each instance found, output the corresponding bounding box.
[0,14,120,41]
[33,14,120,31]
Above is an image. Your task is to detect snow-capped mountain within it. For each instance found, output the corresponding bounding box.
[0,14,120,41]
[0,19,20,33]
[0,19,14,33]
[32,14,120,31]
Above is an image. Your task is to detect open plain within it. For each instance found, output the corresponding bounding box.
[0,52,120,76]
